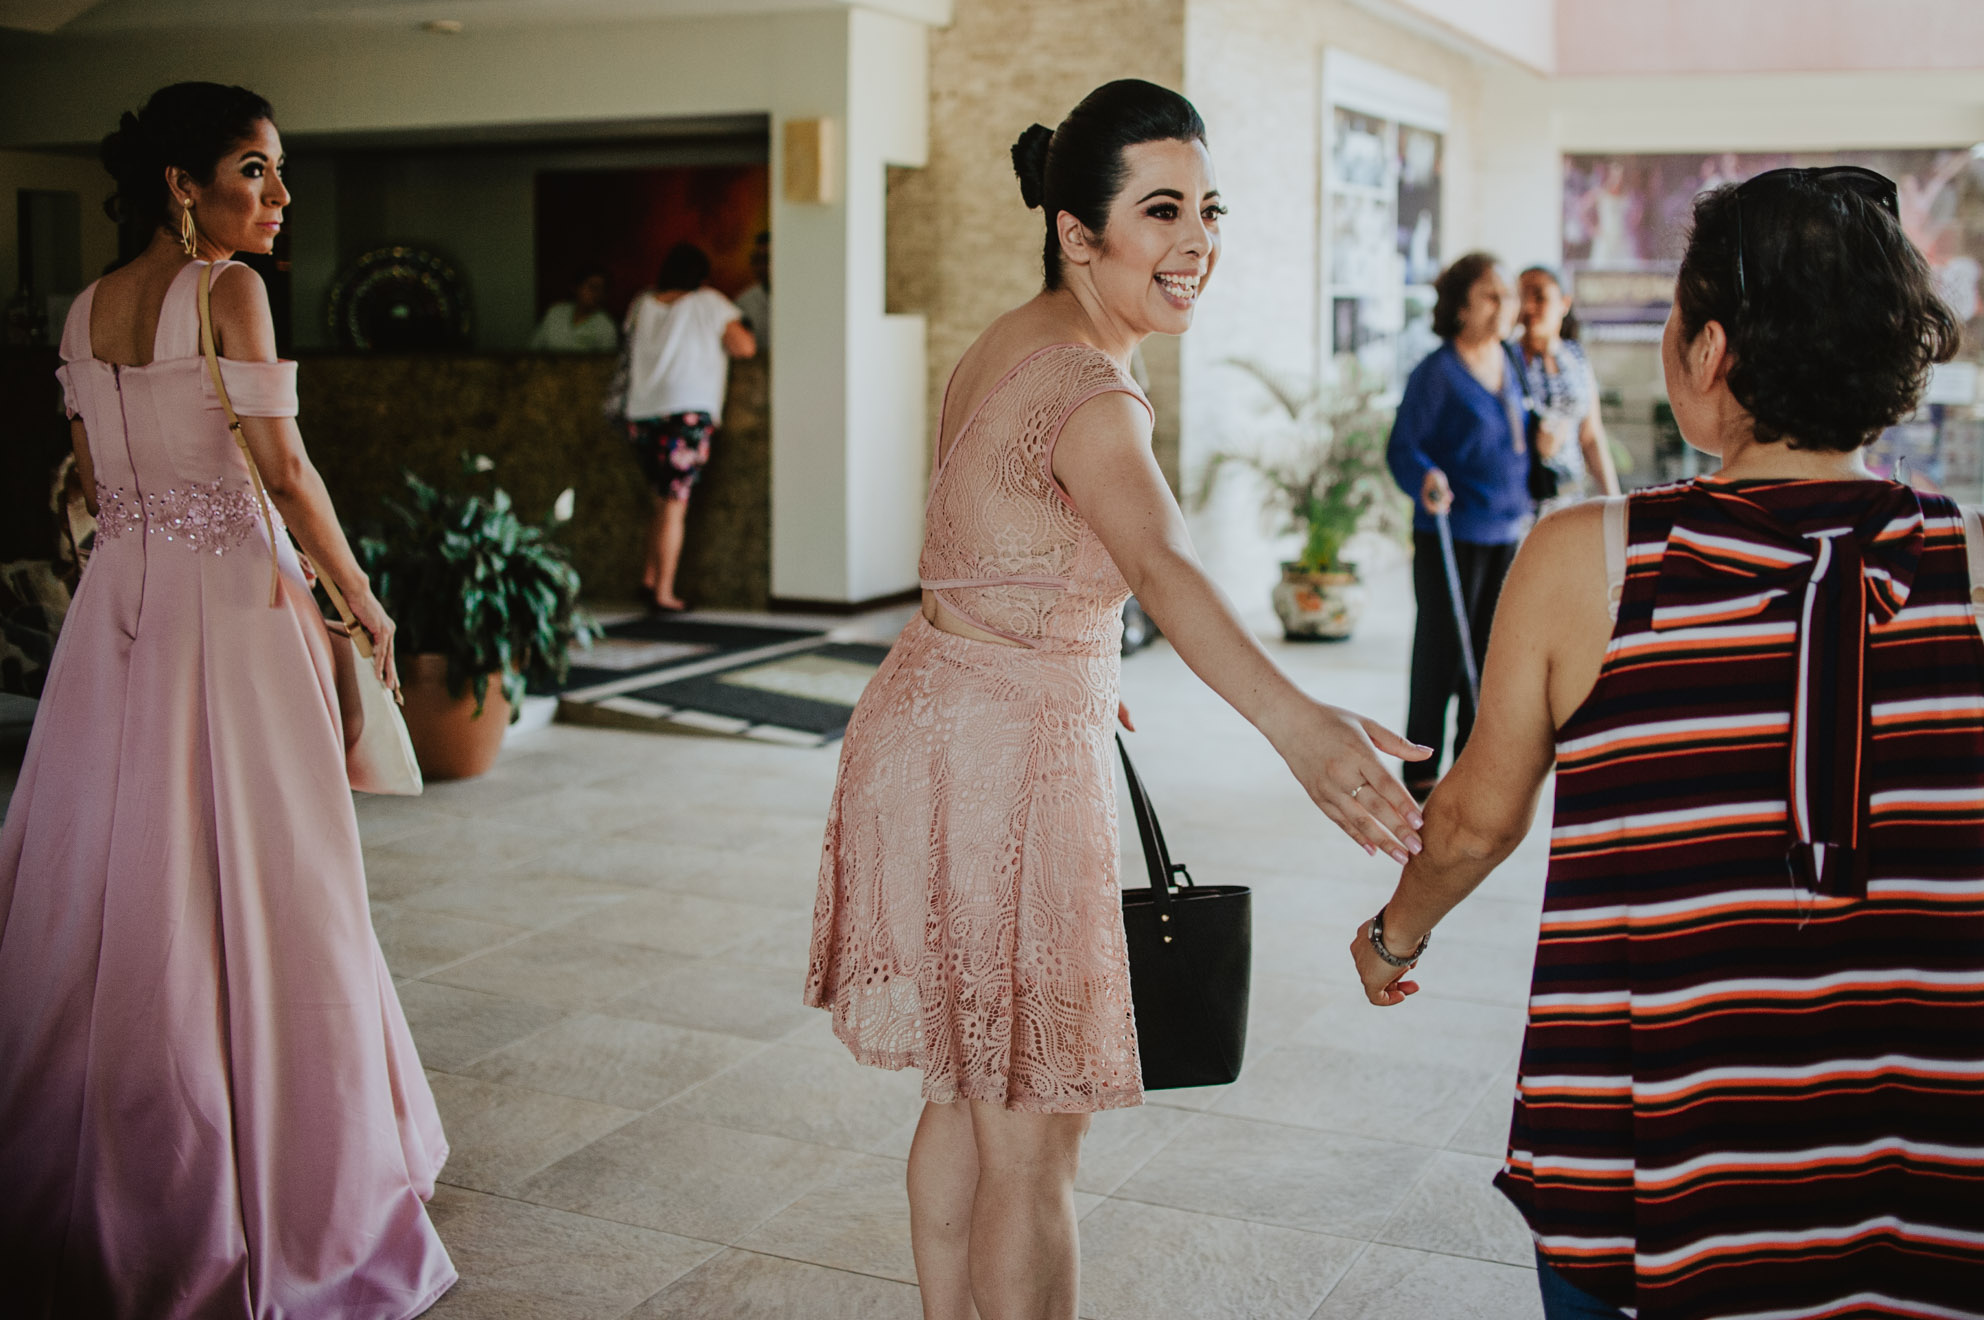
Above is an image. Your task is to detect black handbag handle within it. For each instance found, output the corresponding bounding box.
[1117,734,1193,914]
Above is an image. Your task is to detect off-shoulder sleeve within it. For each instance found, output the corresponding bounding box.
[55,362,80,419]
[208,358,300,418]
[56,286,94,418]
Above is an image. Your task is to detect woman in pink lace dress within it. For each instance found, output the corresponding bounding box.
[805,81,1430,1320]
[0,84,455,1316]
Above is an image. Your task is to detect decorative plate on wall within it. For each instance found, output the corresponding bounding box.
[328,246,472,351]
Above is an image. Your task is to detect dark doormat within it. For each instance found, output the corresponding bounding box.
[553,617,827,697]
[559,641,891,746]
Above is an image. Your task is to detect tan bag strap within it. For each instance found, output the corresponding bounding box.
[198,262,282,610]
[196,262,370,657]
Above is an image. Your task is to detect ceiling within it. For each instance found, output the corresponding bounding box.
[0,0,949,35]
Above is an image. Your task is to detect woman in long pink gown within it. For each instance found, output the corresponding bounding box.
[0,84,456,1318]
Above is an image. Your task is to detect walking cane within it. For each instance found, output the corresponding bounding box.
[1434,509,1481,707]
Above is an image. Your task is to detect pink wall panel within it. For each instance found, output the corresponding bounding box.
[1557,0,1984,76]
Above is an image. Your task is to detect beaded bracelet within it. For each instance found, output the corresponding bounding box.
[1367,906,1430,969]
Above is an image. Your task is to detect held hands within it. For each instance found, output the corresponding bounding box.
[346,588,401,694]
[1350,916,1423,1006]
[1420,469,1453,516]
[1273,700,1431,864]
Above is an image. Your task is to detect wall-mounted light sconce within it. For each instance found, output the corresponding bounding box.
[783,118,836,205]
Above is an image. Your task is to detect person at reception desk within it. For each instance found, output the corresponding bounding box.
[620,242,756,611]
[528,267,618,352]
[735,229,770,349]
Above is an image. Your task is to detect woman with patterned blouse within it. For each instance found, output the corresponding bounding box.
[1516,264,1620,513]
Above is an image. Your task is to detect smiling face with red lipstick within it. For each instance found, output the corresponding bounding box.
[1056,137,1223,341]
[170,116,289,259]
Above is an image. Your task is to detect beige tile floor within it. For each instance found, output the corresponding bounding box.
[1,565,1555,1318]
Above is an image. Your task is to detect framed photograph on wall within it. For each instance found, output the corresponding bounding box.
[1321,50,1449,398]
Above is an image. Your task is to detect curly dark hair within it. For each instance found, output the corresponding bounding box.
[99,82,274,235]
[1674,179,1961,452]
[1431,251,1503,340]
[1011,80,1208,290]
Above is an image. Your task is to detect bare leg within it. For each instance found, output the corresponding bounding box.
[967,1101,1088,1320]
[641,497,662,592]
[652,494,689,609]
[908,1100,980,1320]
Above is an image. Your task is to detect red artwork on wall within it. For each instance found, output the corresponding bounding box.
[534,165,769,325]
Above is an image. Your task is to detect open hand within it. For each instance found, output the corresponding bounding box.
[1275,701,1430,863]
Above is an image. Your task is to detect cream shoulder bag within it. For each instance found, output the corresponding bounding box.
[199,262,423,796]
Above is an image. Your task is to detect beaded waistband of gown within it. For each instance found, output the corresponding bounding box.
[93,479,271,556]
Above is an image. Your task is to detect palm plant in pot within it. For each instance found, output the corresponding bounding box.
[1199,360,1407,641]
[355,453,597,780]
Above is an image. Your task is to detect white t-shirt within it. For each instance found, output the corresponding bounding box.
[529,302,619,353]
[623,287,741,420]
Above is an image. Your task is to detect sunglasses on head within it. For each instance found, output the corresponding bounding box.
[1732,165,1901,306]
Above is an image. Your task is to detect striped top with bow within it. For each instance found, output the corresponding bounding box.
[1496,477,1984,1319]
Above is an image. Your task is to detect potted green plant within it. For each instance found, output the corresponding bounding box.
[1199,359,1407,641]
[356,454,597,780]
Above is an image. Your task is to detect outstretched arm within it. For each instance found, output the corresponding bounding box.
[1054,390,1429,862]
[208,263,398,687]
[1350,504,1605,1003]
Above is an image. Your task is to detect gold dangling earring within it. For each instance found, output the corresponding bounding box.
[178,201,198,258]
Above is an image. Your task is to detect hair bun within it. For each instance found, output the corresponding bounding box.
[99,110,148,176]
[1010,123,1053,210]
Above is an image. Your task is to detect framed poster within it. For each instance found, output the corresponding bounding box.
[1562,147,1984,347]
[1322,51,1448,397]
[1561,147,1984,492]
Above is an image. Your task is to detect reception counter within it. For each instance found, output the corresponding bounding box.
[297,351,770,610]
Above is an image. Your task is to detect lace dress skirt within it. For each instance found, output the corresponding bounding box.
[804,613,1143,1113]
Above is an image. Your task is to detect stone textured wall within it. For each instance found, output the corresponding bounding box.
[299,354,770,610]
[892,0,1188,484]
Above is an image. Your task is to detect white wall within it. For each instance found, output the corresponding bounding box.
[1394,0,1556,73]
[834,6,929,602]
[1182,0,1487,606]
[1474,61,1560,272]
[1550,69,1984,154]
[0,6,935,604]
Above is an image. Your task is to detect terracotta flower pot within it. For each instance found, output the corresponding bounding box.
[398,654,511,781]
[1272,564,1366,641]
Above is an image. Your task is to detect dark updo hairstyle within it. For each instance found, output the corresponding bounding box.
[99,82,275,235]
[1520,264,1581,342]
[1431,251,1503,340]
[1674,179,1960,451]
[1010,79,1208,290]
[655,243,711,292]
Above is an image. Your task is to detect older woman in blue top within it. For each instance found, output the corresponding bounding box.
[1386,251,1528,801]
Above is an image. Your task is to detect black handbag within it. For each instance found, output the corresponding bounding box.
[1117,734,1252,1089]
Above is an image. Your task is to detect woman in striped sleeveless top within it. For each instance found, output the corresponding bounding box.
[1350,170,1977,1318]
